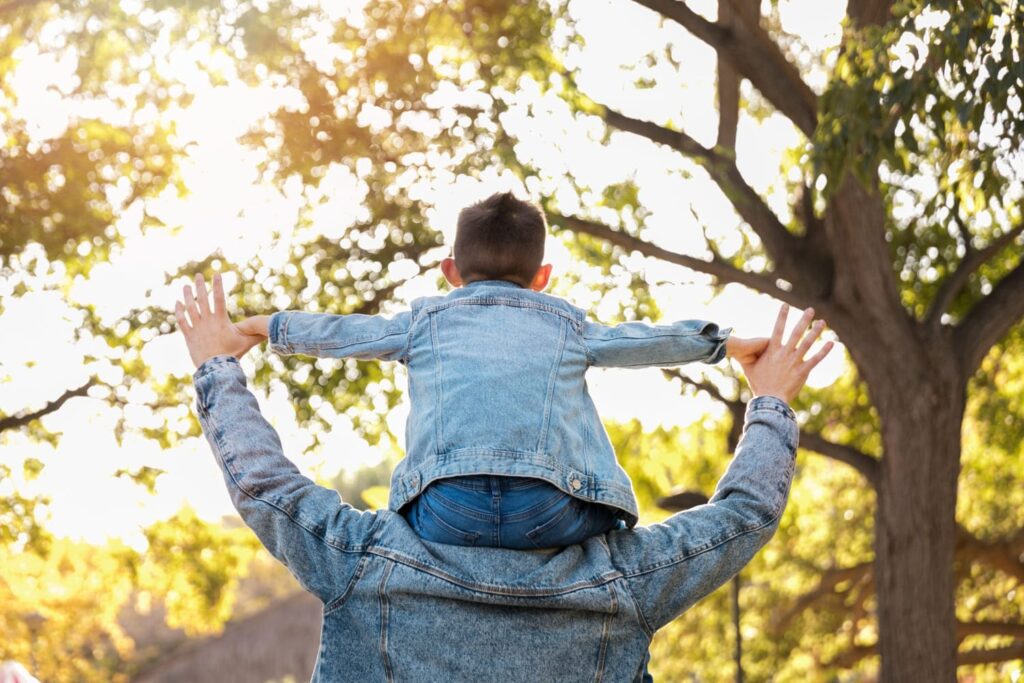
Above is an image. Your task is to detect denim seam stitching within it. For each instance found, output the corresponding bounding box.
[429,312,446,453]
[536,317,568,453]
[584,329,717,342]
[424,485,496,521]
[595,583,617,682]
[378,561,395,683]
[419,492,483,542]
[618,578,655,637]
[400,303,418,362]
[323,553,371,616]
[501,488,571,522]
[622,511,781,579]
[421,296,578,323]
[365,547,624,597]
[197,386,369,557]
[597,534,655,637]
[298,329,407,353]
[279,313,291,353]
[525,497,576,545]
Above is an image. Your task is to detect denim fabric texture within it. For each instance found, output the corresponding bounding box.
[193,355,798,682]
[403,475,625,549]
[267,280,733,527]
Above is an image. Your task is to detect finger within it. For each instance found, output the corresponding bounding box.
[802,340,835,370]
[770,303,789,347]
[195,274,211,316]
[183,284,201,324]
[174,302,192,335]
[785,307,815,349]
[795,320,826,357]
[212,272,227,319]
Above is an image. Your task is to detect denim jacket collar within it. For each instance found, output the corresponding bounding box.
[462,279,524,289]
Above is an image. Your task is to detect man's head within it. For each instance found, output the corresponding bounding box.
[441,191,552,291]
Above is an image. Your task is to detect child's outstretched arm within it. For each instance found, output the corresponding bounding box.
[237,309,412,363]
[582,318,737,368]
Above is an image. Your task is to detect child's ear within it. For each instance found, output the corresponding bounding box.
[528,263,553,292]
[441,257,464,287]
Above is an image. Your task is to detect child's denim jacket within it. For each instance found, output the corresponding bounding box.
[193,356,797,681]
[268,280,733,527]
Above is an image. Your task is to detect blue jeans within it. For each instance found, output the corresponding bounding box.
[402,475,625,549]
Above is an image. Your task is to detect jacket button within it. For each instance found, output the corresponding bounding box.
[569,478,582,491]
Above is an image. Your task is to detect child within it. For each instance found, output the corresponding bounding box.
[236,191,766,549]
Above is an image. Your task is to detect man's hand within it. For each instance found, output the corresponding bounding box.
[725,335,770,365]
[175,273,265,369]
[737,303,834,403]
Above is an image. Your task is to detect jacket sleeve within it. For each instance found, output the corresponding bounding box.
[610,395,798,632]
[581,318,732,368]
[193,355,378,604]
[268,309,412,362]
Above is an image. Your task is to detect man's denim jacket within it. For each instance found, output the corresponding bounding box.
[194,356,797,681]
[268,280,733,526]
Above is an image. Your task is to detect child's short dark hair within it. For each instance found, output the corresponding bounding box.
[454,191,546,286]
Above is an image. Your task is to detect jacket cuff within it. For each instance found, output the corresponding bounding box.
[268,311,289,353]
[704,325,733,364]
[747,394,796,419]
[746,394,799,449]
[192,355,244,407]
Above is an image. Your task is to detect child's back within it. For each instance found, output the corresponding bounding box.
[254,191,731,548]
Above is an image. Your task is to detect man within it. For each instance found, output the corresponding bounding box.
[175,272,832,681]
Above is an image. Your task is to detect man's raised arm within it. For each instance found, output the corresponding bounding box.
[608,303,833,631]
[176,274,378,603]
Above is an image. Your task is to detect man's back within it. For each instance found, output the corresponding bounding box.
[193,355,796,682]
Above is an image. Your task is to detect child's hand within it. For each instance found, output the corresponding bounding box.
[175,274,265,369]
[725,335,770,365]
[235,315,271,338]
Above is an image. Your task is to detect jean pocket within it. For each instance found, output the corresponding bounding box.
[409,490,483,546]
[525,497,580,549]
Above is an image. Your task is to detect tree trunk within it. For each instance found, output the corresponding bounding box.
[874,370,966,682]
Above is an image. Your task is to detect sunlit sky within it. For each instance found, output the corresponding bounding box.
[1,0,848,547]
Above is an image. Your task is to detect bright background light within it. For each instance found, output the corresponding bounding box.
[3,0,846,546]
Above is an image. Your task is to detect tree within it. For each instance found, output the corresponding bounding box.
[4,0,1023,679]
[216,1,1023,678]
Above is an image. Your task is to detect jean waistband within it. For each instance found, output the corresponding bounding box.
[432,475,553,493]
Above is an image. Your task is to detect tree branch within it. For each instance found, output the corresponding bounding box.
[660,368,879,485]
[953,257,1024,377]
[550,211,809,306]
[822,644,877,669]
[956,621,1024,641]
[955,523,1024,584]
[956,641,1024,666]
[0,378,96,433]
[770,561,873,636]
[846,0,894,27]
[600,106,827,293]
[925,219,1024,328]
[824,638,1024,669]
[797,430,880,487]
[0,0,45,14]
[714,1,758,150]
[629,0,818,135]
[825,173,916,350]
